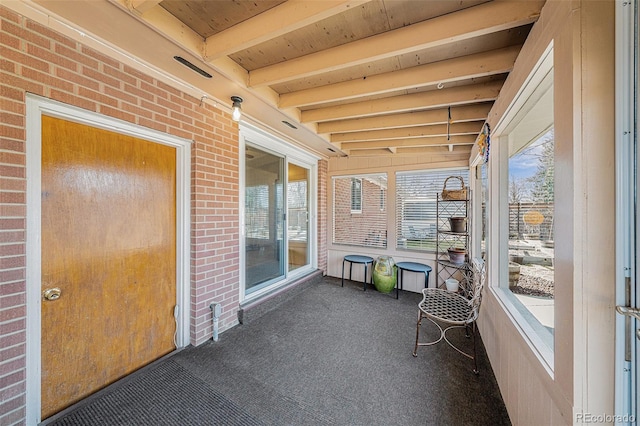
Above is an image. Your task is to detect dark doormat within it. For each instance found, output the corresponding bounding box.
[47,359,262,426]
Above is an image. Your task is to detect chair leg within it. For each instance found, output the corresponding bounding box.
[472,323,479,375]
[363,264,367,291]
[341,259,346,287]
[412,310,423,357]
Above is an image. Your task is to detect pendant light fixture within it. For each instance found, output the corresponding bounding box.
[231,96,243,122]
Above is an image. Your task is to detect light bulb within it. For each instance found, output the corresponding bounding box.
[232,106,242,121]
[230,96,243,122]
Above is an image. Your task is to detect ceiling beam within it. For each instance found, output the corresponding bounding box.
[301,80,503,123]
[331,122,482,143]
[127,0,162,14]
[317,103,492,133]
[203,1,367,61]
[249,0,543,86]
[340,135,477,150]
[344,146,472,157]
[279,45,520,108]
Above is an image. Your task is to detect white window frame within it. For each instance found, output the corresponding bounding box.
[239,123,319,303]
[488,42,555,373]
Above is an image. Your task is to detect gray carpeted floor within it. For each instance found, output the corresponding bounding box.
[47,276,511,426]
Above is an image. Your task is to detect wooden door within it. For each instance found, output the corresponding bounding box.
[40,116,177,419]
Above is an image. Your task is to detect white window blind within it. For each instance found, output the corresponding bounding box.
[333,174,387,248]
[396,169,468,251]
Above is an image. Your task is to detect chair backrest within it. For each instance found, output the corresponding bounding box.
[467,258,486,323]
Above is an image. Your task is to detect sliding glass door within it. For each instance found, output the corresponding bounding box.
[244,145,285,293]
[241,124,317,299]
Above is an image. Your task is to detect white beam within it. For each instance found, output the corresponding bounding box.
[340,135,477,150]
[203,1,367,61]
[250,0,543,86]
[279,45,520,108]
[301,81,503,123]
[317,103,492,133]
[330,122,483,142]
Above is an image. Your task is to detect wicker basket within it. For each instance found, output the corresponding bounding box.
[441,176,467,200]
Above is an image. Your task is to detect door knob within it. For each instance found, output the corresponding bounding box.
[43,288,61,301]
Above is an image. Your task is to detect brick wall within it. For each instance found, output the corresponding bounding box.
[0,5,240,424]
[333,177,387,247]
[317,160,328,273]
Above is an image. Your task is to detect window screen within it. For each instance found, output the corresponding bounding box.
[333,174,387,248]
[396,169,469,251]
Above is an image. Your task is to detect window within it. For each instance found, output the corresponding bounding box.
[492,44,554,360]
[350,178,362,213]
[396,169,469,251]
[333,174,387,248]
[508,127,555,333]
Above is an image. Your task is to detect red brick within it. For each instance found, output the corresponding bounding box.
[0,85,24,102]
[0,177,24,192]
[121,101,152,119]
[0,97,24,115]
[0,306,24,325]
[103,64,136,86]
[123,82,155,103]
[0,58,16,74]
[0,111,23,127]
[55,44,99,69]
[137,117,167,133]
[0,204,25,218]
[0,282,25,296]
[0,152,24,166]
[0,381,25,404]
[0,124,25,141]
[123,65,154,84]
[104,85,137,105]
[0,318,25,336]
[49,89,97,112]
[0,269,24,283]
[0,165,25,179]
[77,86,118,108]
[0,331,26,349]
[56,68,99,91]
[2,20,50,49]
[0,5,21,23]
[0,218,24,230]
[0,393,25,415]
[82,66,121,89]
[140,80,167,99]
[81,45,120,68]
[21,67,73,92]
[0,291,25,307]
[1,71,44,97]
[99,105,135,124]
[26,20,75,48]
[27,44,73,72]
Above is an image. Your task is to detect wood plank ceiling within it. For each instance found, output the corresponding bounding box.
[118,0,544,158]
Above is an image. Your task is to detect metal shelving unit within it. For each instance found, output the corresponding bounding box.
[435,194,472,295]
